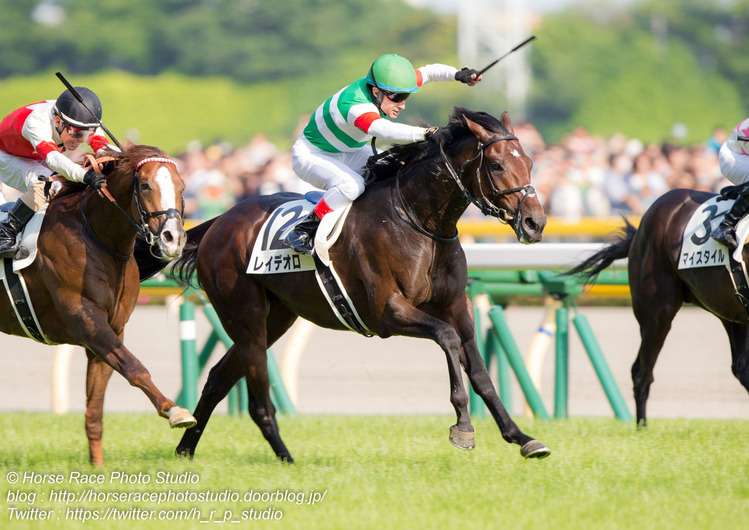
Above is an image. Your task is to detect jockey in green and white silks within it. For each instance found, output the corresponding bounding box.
[285,53,482,254]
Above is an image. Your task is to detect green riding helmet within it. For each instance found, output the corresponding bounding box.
[365,54,420,94]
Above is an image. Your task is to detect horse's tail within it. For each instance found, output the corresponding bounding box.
[563,218,636,283]
[170,218,218,287]
[134,218,219,286]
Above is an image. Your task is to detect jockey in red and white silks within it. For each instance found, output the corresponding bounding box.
[0,87,110,257]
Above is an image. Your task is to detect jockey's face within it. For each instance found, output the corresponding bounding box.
[374,88,407,119]
[54,116,90,151]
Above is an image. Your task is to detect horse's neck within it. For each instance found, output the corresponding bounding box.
[395,159,470,236]
[80,189,137,257]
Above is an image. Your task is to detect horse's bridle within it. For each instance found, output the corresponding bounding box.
[439,134,536,233]
[79,155,183,260]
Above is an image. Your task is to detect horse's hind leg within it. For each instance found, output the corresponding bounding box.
[630,276,682,428]
[237,304,297,462]
[722,321,749,395]
[84,351,114,466]
[176,346,245,457]
[177,291,297,462]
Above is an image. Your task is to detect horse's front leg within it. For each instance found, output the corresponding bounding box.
[85,350,114,467]
[76,307,196,429]
[453,294,550,458]
[382,293,474,449]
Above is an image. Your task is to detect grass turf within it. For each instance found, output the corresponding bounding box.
[0,413,747,529]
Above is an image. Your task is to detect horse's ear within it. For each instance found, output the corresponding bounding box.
[500,111,514,134]
[464,117,493,144]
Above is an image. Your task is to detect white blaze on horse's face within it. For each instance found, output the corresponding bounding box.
[152,166,186,261]
[511,149,521,158]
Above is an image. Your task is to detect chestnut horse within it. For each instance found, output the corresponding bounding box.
[138,108,551,461]
[0,144,195,465]
[565,189,749,426]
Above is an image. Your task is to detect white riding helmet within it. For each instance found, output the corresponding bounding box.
[727,118,749,155]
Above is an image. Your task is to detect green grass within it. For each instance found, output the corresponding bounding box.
[1,413,748,529]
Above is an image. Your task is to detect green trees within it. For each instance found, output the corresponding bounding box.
[3,0,749,149]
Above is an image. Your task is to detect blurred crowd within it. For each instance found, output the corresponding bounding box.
[166,124,731,221]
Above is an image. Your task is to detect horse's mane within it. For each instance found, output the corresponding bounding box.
[365,107,509,183]
[54,143,170,200]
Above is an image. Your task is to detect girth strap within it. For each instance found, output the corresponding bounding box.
[313,256,374,337]
[1,259,48,343]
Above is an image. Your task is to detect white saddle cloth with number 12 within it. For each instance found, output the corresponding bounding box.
[246,192,352,275]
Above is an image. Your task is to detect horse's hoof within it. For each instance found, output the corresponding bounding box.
[168,407,197,429]
[449,425,475,451]
[520,440,551,459]
[175,447,194,459]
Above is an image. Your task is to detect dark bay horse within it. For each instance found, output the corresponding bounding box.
[0,144,195,465]
[566,188,749,426]
[137,107,551,461]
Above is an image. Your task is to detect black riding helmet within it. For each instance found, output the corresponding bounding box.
[54,87,102,129]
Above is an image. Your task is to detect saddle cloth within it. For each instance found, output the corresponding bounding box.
[247,193,373,336]
[679,194,749,313]
[678,196,732,270]
[246,192,351,275]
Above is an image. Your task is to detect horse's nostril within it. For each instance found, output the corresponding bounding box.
[163,231,174,244]
[525,218,538,233]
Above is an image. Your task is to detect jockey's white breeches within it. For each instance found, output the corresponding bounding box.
[291,135,371,210]
[719,143,749,186]
[0,150,55,209]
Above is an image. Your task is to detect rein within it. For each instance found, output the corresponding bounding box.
[438,135,536,234]
[395,169,459,242]
[392,132,535,242]
[76,154,181,259]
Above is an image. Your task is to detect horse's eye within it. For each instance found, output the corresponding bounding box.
[491,161,503,172]
[140,182,151,192]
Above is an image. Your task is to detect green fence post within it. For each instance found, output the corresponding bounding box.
[179,301,198,411]
[227,387,237,415]
[487,306,549,420]
[267,348,297,416]
[572,313,632,422]
[487,328,512,410]
[554,303,569,419]
[197,331,219,372]
[470,304,487,418]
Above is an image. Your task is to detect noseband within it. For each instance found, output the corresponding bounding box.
[132,157,183,248]
[80,156,183,260]
[439,134,536,233]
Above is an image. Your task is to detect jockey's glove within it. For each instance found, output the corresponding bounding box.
[424,126,452,147]
[83,169,107,190]
[455,67,481,84]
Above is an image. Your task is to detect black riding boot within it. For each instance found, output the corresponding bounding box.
[712,193,749,248]
[284,211,321,255]
[0,199,35,259]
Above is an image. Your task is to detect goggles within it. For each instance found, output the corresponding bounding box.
[383,91,410,103]
[64,123,95,140]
